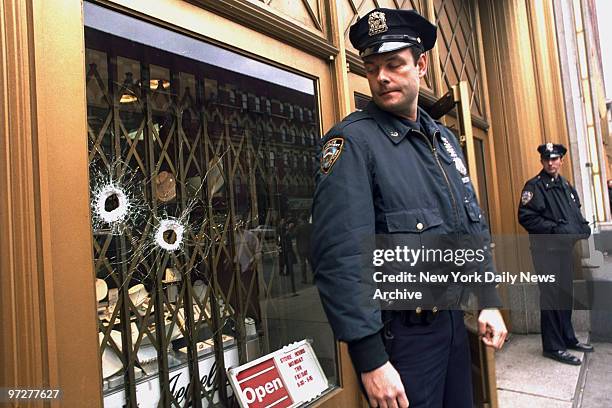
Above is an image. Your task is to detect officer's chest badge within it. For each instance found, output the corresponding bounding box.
[321,137,344,174]
[368,11,388,36]
[454,158,468,176]
[521,190,533,205]
[441,136,468,176]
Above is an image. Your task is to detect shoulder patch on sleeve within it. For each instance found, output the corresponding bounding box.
[321,137,344,174]
[521,190,533,206]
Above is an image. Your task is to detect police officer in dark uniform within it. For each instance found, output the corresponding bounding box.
[311,8,507,408]
[518,143,594,365]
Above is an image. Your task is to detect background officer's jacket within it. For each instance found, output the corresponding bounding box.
[518,171,591,249]
[311,101,501,372]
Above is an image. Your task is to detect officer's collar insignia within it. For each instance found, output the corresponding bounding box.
[441,136,467,176]
[368,11,388,36]
[521,190,533,205]
[546,142,553,152]
[321,137,344,174]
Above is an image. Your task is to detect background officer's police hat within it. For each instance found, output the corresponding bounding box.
[537,143,567,159]
[349,8,437,58]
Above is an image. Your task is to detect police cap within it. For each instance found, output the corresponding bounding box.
[349,8,437,58]
[537,142,567,159]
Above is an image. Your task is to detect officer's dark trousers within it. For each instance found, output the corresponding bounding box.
[532,248,579,352]
[384,310,472,408]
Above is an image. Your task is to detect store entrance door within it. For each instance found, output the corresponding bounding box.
[448,81,499,408]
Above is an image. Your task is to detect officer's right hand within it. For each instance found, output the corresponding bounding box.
[361,361,409,408]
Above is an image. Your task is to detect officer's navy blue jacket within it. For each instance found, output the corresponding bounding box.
[311,101,501,373]
[518,170,591,248]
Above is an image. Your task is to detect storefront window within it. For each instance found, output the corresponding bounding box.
[85,3,335,406]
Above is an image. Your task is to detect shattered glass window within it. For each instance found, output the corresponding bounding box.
[85,3,336,406]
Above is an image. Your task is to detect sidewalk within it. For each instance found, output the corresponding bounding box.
[495,332,587,407]
[576,342,612,408]
[496,333,612,407]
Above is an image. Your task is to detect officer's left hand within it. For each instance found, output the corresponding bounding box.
[478,309,507,349]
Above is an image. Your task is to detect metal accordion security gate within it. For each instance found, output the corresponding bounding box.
[84,4,329,406]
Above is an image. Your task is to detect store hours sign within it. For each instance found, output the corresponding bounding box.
[227,340,329,408]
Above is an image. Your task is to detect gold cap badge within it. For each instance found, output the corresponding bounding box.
[368,11,388,36]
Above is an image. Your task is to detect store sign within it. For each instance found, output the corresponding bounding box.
[104,346,239,407]
[234,357,292,408]
[228,340,328,408]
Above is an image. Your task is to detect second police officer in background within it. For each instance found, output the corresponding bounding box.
[311,8,507,408]
[518,143,594,365]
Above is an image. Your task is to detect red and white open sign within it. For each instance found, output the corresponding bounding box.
[227,339,329,408]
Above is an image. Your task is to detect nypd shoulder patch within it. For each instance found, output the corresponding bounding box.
[521,190,533,206]
[321,137,344,174]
